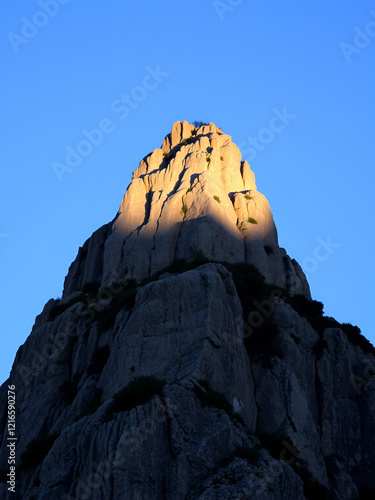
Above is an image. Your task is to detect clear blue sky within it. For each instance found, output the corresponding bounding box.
[1,0,374,384]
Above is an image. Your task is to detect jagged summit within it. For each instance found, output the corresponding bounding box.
[1,121,374,499]
[64,120,310,298]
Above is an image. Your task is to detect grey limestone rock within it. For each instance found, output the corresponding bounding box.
[62,121,310,299]
[0,122,374,499]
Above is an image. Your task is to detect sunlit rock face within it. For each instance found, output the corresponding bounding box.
[1,121,374,500]
[63,121,310,298]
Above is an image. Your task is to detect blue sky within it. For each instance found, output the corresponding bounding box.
[1,0,374,384]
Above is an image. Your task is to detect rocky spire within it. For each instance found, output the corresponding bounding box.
[0,121,374,500]
[63,121,310,298]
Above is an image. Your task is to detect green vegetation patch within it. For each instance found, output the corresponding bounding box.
[308,317,374,355]
[244,317,282,360]
[102,376,165,422]
[213,195,221,203]
[221,261,266,300]
[193,121,208,128]
[247,217,258,224]
[162,136,198,166]
[341,323,375,354]
[96,286,138,331]
[49,294,86,321]
[180,137,196,146]
[286,294,324,318]
[21,433,60,468]
[264,244,274,255]
[86,345,110,375]
[81,281,101,294]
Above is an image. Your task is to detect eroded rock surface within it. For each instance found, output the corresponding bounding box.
[0,122,373,500]
[63,121,310,299]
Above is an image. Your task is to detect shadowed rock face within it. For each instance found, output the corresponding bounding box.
[1,122,374,500]
[63,121,310,299]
